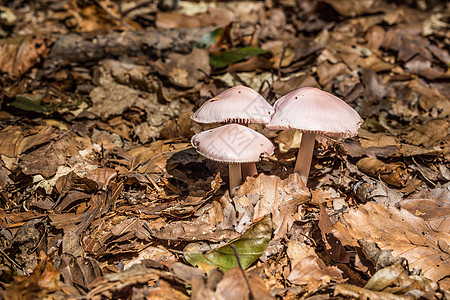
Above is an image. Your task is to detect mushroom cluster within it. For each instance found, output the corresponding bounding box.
[191,86,275,195]
[191,86,362,194]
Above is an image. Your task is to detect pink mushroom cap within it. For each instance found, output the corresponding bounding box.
[267,87,363,138]
[191,124,274,163]
[191,86,274,124]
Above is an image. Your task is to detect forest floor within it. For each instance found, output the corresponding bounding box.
[0,0,449,299]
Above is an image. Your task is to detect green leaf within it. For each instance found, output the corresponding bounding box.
[184,214,273,273]
[210,47,269,69]
[197,27,224,49]
[11,90,48,113]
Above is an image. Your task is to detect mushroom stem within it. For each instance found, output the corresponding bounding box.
[294,132,316,185]
[229,163,242,196]
[242,163,257,178]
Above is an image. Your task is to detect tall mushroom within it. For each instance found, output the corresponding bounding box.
[191,124,274,196]
[191,86,274,178]
[267,87,362,185]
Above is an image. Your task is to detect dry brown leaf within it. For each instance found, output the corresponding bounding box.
[356,157,409,187]
[67,1,141,32]
[404,56,450,80]
[286,241,317,269]
[321,0,375,17]
[124,246,177,270]
[229,173,310,237]
[382,29,433,63]
[399,198,450,232]
[18,138,71,178]
[335,283,416,300]
[336,263,439,298]
[85,167,117,190]
[287,256,343,288]
[87,264,188,299]
[152,216,239,242]
[58,256,103,290]
[272,75,319,97]
[358,129,398,149]
[156,7,233,29]
[0,35,54,76]
[154,48,211,88]
[365,25,385,51]
[215,268,275,300]
[4,253,60,298]
[403,119,448,148]
[340,139,397,158]
[316,61,350,87]
[274,130,302,153]
[0,126,57,158]
[332,202,450,285]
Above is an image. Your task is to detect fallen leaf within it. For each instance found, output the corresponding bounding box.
[184,214,273,272]
[287,256,343,287]
[0,35,53,76]
[335,263,439,299]
[320,0,375,17]
[229,173,310,237]
[154,48,211,88]
[215,267,275,300]
[402,119,449,148]
[356,157,409,187]
[210,47,269,69]
[399,197,450,232]
[332,202,450,285]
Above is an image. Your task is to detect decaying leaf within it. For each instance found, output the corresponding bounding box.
[0,35,54,76]
[184,214,273,272]
[0,126,56,158]
[215,267,274,300]
[333,202,450,286]
[356,157,409,187]
[228,173,310,236]
[210,47,269,69]
[399,194,450,232]
[335,263,439,299]
[320,0,375,17]
[3,253,60,299]
[154,48,211,88]
[287,256,343,287]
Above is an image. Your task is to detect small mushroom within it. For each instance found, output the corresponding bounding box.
[191,85,274,124]
[267,87,362,185]
[191,124,274,196]
[191,86,274,178]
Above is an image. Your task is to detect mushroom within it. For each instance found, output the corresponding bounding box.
[267,87,362,185]
[191,86,274,178]
[191,123,274,196]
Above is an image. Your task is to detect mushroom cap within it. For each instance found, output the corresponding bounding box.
[191,86,274,124]
[191,124,274,163]
[267,87,363,138]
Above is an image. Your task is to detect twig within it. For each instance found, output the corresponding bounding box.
[231,244,254,300]
[0,248,23,271]
[121,0,156,17]
[278,45,287,79]
[229,71,249,87]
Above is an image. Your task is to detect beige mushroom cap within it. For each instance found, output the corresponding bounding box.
[191,86,274,124]
[191,124,274,163]
[267,87,362,138]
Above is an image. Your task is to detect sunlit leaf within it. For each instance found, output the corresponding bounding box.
[184,214,273,273]
[197,27,224,49]
[210,47,269,69]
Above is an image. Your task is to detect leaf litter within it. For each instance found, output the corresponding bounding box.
[0,0,449,299]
